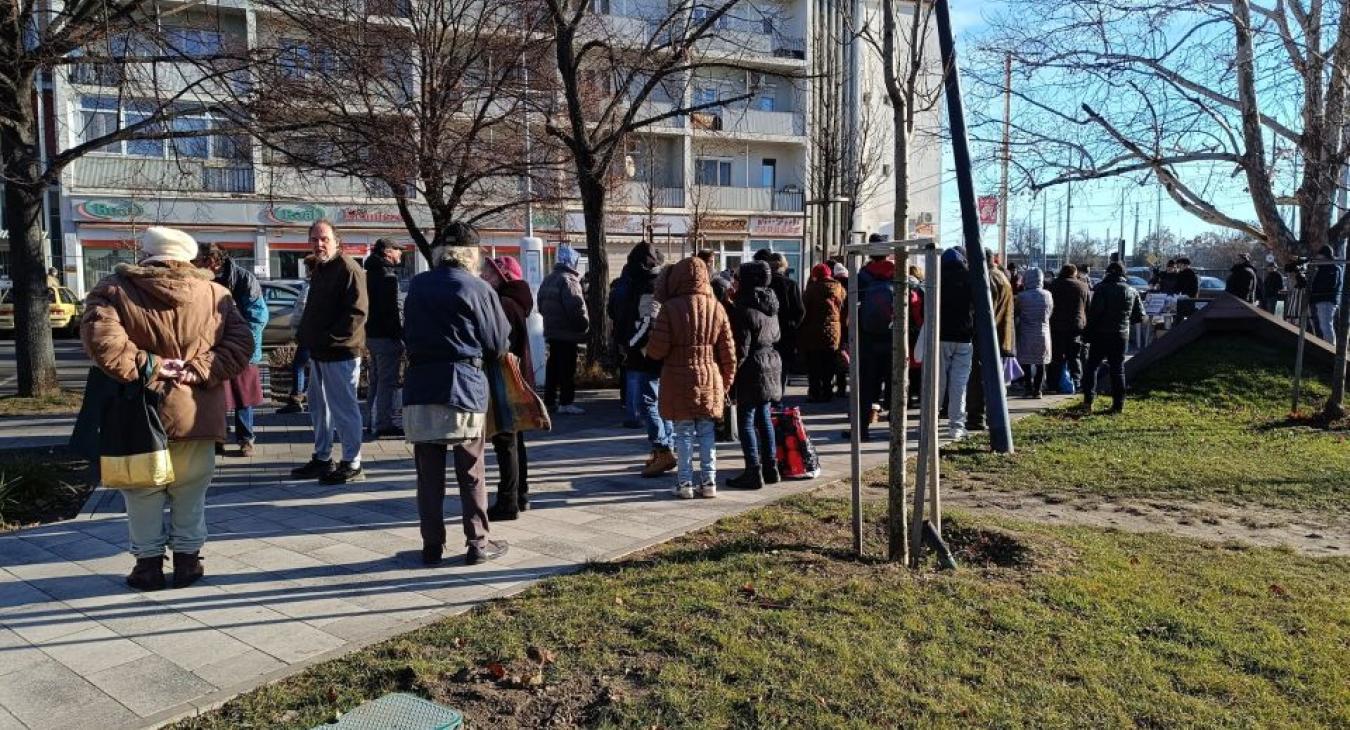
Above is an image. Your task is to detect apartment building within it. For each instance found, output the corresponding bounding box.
[25,0,938,295]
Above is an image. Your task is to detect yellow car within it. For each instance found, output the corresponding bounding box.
[0,286,85,336]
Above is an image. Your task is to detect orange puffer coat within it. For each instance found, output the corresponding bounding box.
[645,257,736,422]
[81,262,254,442]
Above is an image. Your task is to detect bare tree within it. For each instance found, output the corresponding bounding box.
[1007,220,1044,265]
[973,0,1350,415]
[542,0,791,362]
[1,1,256,396]
[245,0,560,264]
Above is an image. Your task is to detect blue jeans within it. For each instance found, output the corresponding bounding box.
[231,406,255,444]
[292,346,310,396]
[626,370,672,449]
[310,358,364,464]
[737,401,775,468]
[673,419,716,485]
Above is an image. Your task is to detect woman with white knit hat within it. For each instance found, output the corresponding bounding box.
[81,226,254,591]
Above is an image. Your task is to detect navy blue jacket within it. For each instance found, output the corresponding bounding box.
[1309,259,1345,304]
[401,265,510,413]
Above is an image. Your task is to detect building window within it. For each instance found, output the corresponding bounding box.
[760,158,776,188]
[696,158,732,186]
[693,86,717,108]
[78,96,249,162]
[757,92,776,112]
[163,26,224,57]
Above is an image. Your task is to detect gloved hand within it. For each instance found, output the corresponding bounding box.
[639,295,660,319]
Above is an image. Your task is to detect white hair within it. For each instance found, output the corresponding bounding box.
[432,244,481,271]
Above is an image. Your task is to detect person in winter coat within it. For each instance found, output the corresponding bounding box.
[364,238,405,438]
[728,261,782,490]
[832,262,851,398]
[290,220,369,485]
[645,257,736,499]
[1309,244,1344,346]
[697,250,734,311]
[1176,257,1200,298]
[966,253,1015,432]
[278,260,313,415]
[83,226,253,591]
[753,249,804,399]
[938,247,975,440]
[193,243,268,457]
[1049,264,1091,392]
[854,252,897,437]
[403,223,512,566]
[481,255,534,521]
[1014,268,1054,398]
[799,263,846,402]
[612,242,677,478]
[1007,262,1026,295]
[1082,263,1144,414]
[537,244,588,414]
[1261,264,1285,315]
[1224,253,1259,303]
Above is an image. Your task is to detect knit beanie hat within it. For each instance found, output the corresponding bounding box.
[142,226,198,264]
[557,244,580,269]
[832,263,848,279]
[490,256,524,282]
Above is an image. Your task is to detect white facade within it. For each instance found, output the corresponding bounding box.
[27,0,938,293]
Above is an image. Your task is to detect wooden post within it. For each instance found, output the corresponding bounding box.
[910,245,941,565]
[847,246,864,555]
[888,239,910,563]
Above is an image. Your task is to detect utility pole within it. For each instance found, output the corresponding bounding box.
[1155,181,1163,242]
[998,52,1012,264]
[1065,183,1073,261]
[1133,203,1140,261]
[1041,193,1048,268]
[1119,189,1126,261]
[1057,199,1064,267]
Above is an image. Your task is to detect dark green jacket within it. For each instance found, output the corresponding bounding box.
[1086,274,1144,343]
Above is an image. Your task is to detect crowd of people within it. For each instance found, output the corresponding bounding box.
[80,218,1170,592]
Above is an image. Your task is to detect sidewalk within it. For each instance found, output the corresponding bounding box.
[0,386,1064,730]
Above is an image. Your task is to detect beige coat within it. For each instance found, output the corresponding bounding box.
[81,262,254,442]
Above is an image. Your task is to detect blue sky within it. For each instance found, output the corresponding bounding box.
[936,0,1257,252]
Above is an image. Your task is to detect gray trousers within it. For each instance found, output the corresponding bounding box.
[365,337,403,431]
[415,439,488,549]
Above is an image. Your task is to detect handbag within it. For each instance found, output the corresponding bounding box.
[72,355,175,489]
[715,399,737,443]
[1057,364,1075,395]
[1002,356,1024,385]
[485,352,552,439]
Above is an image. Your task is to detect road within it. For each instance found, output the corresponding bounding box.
[0,338,94,393]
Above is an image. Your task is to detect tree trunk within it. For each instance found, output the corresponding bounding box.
[881,0,909,565]
[1,116,60,398]
[578,175,612,366]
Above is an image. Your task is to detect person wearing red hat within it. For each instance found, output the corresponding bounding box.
[481,255,534,519]
[799,263,845,402]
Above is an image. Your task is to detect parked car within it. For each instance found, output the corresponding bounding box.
[261,281,301,347]
[1126,275,1151,295]
[0,286,84,336]
[1194,275,1227,301]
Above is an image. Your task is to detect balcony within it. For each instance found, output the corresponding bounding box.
[720,108,803,136]
[619,182,685,208]
[693,185,802,212]
[69,156,254,194]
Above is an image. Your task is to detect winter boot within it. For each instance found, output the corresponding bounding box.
[487,499,519,522]
[642,447,677,478]
[171,552,204,589]
[126,556,166,592]
[727,469,764,490]
[761,462,781,485]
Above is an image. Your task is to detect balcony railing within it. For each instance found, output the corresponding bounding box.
[620,182,685,208]
[719,108,803,136]
[69,156,254,194]
[693,185,802,212]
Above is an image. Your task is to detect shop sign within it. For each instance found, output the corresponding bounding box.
[342,207,403,224]
[76,199,145,221]
[749,216,803,237]
[264,204,328,225]
[700,216,749,234]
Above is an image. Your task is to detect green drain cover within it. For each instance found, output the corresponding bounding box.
[315,693,463,730]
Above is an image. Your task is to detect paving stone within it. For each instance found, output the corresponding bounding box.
[86,654,215,717]
[130,622,254,672]
[0,704,24,730]
[0,658,137,730]
[39,624,152,675]
[190,647,284,690]
[0,627,50,679]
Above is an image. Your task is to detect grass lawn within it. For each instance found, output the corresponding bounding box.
[175,495,1349,729]
[944,334,1350,514]
[0,389,83,416]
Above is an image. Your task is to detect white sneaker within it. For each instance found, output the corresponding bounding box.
[557,404,585,415]
[697,479,717,499]
[948,427,968,441]
[674,482,695,499]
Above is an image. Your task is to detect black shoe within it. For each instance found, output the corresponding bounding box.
[171,552,204,589]
[374,426,405,439]
[466,540,509,565]
[422,543,443,566]
[761,462,781,485]
[290,458,334,480]
[727,469,764,490]
[126,556,165,592]
[967,423,987,432]
[214,442,225,456]
[487,501,519,522]
[320,461,364,485]
[518,495,531,512]
[277,402,304,415]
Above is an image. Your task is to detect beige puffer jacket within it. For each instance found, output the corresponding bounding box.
[81,262,254,442]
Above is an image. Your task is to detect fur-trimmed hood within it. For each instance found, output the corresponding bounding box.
[114,261,217,308]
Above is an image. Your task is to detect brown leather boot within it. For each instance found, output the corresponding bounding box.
[126,556,165,592]
[642,447,677,478]
[171,552,204,589]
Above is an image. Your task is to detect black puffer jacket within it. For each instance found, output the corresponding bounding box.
[609,242,663,373]
[364,254,403,339]
[1086,273,1145,343]
[731,261,783,405]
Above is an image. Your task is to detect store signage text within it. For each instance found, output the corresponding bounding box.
[700,216,749,233]
[749,216,803,237]
[342,208,403,224]
[265,204,327,225]
[76,200,146,221]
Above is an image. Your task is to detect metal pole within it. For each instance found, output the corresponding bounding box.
[1293,289,1310,414]
[847,245,864,555]
[934,0,1014,454]
[927,249,942,534]
[998,52,1011,265]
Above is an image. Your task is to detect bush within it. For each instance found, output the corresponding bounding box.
[0,456,87,531]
